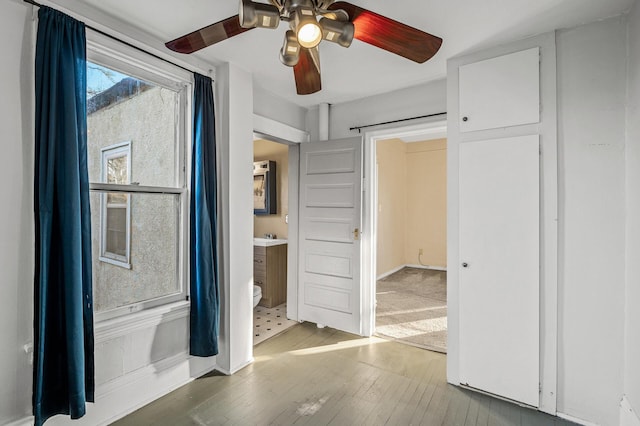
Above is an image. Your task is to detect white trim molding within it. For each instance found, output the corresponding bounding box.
[7,345,217,426]
[556,412,600,426]
[376,264,447,281]
[253,114,309,144]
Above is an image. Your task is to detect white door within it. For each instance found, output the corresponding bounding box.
[298,137,362,334]
[459,135,540,407]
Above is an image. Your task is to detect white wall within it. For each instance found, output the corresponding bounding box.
[0,1,34,424]
[254,86,307,133]
[216,62,254,375]
[323,79,447,141]
[625,0,640,421]
[556,16,627,426]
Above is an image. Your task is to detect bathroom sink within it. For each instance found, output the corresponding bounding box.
[253,237,288,247]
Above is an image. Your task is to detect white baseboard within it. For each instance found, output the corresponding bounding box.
[217,357,253,376]
[621,396,640,426]
[557,412,600,426]
[32,353,219,425]
[5,417,33,426]
[377,264,447,280]
[406,263,447,272]
[376,265,406,280]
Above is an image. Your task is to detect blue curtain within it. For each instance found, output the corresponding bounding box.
[33,7,94,426]
[190,73,219,357]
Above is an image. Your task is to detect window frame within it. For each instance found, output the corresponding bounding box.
[87,33,192,323]
[99,141,132,269]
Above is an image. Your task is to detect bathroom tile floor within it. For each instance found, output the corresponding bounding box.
[253,303,297,346]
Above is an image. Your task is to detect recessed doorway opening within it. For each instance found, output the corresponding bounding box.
[252,137,299,346]
[366,121,448,353]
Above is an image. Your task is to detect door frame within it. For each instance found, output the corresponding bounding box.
[253,114,309,323]
[361,119,448,337]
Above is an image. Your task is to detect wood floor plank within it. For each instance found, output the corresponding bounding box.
[113,322,576,426]
[464,392,481,426]
[442,386,473,425]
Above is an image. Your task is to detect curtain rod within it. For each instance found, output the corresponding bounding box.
[350,112,447,133]
[23,0,197,76]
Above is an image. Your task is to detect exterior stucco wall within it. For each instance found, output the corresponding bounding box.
[88,86,180,312]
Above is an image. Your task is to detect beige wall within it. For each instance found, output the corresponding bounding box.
[254,139,289,239]
[376,138,407,276]
[405,139,447,268]
[376,138,447,277]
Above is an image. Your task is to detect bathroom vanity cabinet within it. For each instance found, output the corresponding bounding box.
[253,241,287,308]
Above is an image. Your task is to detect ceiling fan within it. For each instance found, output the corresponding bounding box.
[165,0,442,95]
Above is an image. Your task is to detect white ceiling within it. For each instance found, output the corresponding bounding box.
[68,0,633,108]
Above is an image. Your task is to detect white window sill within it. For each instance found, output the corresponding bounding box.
[99,255,131,269]
[95,300,189,344]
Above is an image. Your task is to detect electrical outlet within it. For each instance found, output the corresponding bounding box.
[419,248,423,255]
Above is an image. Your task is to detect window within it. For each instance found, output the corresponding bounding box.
[99,142,131,268]
[86,36,190,321]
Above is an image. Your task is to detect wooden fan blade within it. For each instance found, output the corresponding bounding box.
[328,2,442,63]
[294,47,321,95]
[166,15,252,54]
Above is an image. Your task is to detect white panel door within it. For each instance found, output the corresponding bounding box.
[459,135,540,407]
[299,137,362,334]
[459,47,540,132]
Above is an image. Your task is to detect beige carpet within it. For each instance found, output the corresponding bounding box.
[375,267,447,353]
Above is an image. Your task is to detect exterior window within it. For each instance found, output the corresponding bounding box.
[99,142,131,267]
[86,43,188,321]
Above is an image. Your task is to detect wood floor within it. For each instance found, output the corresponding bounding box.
[113,323,574,426]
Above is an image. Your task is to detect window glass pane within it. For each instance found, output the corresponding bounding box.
[105,203,127,257]
[87,62,178,188]
[107,154,127,184]
[91,192,181,313]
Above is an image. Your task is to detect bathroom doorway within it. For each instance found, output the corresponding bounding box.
[368,122,448,353]
[252,137,298,345]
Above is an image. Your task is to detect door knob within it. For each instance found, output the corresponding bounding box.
[462,262,468,268]
[353,228,360,240]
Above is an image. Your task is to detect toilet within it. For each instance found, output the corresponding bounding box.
[253,285,262,308]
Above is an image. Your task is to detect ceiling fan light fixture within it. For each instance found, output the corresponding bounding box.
[280,30,301,66]
[239,0,280,29]
[297,22,322,48]
[319,17,354,48]
[291,6,323,49]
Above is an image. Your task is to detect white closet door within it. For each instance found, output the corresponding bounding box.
[459,47,540,132]
[459,135,540,407]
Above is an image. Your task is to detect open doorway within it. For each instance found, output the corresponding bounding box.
[252,138,298,345]
[369,123,447,353]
